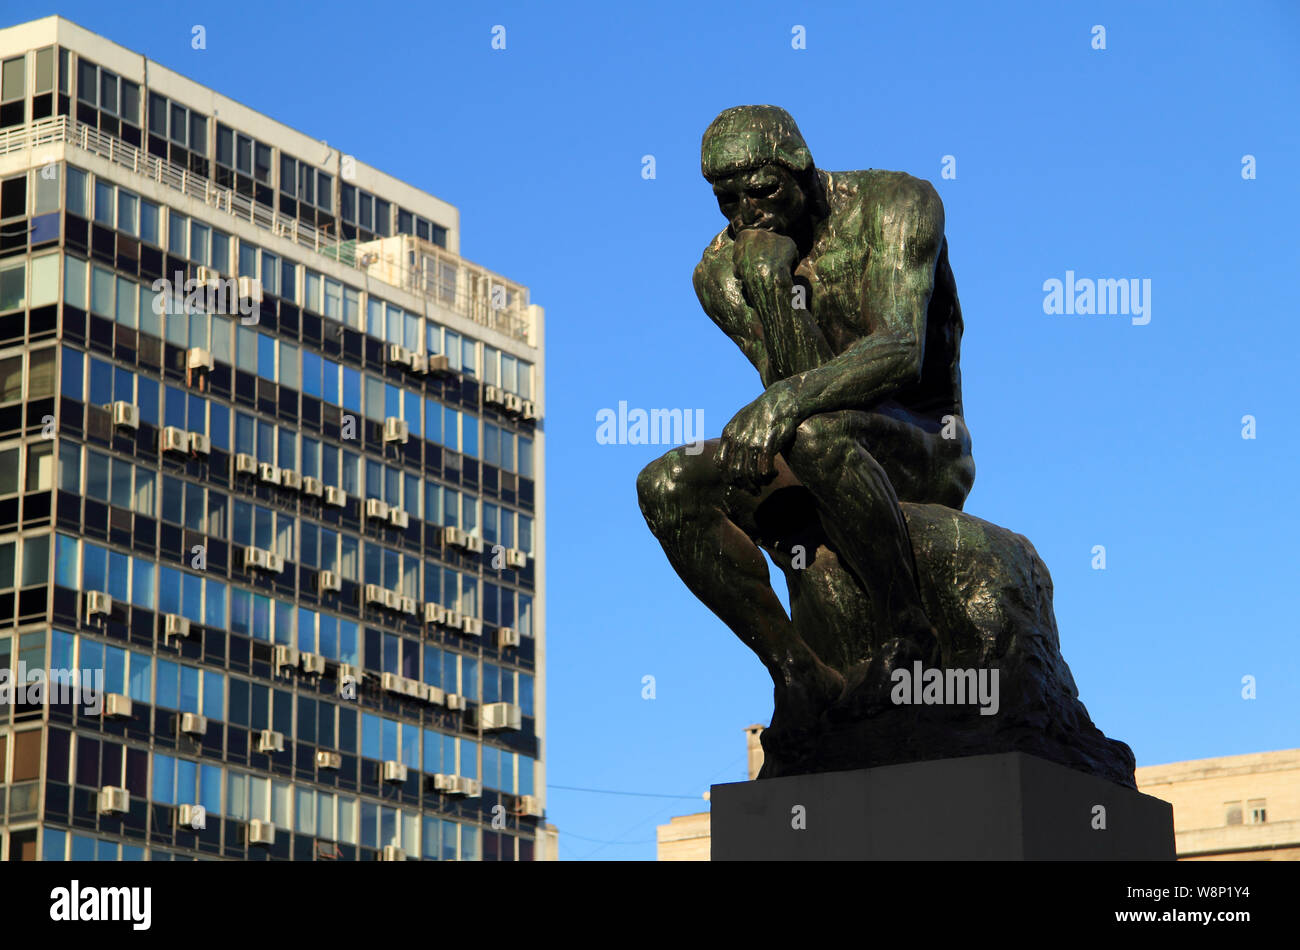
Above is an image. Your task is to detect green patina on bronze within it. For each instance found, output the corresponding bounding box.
[638,105,1136,786]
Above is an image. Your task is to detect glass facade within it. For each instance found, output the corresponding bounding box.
[0,28,544,863]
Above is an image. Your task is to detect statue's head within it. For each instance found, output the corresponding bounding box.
[702,105,817,236]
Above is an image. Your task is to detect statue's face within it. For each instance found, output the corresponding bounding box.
[710,164,807,236]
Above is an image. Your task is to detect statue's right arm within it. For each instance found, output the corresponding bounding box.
[693,234,772,383]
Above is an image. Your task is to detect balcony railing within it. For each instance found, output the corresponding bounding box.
[0,115,533,344]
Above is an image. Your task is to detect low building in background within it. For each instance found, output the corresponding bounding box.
[1135,749,1300,861]
[658,727,1300,862]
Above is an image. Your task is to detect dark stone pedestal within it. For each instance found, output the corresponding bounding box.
[711,751,1175,860]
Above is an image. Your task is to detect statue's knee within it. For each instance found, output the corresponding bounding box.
[789,414,842,468]
[636,452,687,525]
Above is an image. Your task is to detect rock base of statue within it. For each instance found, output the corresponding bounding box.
[711,751,1175,860]
[759,503,1138,786]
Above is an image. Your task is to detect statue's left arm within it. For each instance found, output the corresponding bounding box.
[719,178,945,487]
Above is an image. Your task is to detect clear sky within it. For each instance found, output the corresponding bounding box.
[26,0,1300,860]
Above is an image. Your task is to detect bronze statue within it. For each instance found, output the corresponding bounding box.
[638,105,1136,786]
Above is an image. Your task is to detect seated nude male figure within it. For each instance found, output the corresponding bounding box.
[637,105,976,737]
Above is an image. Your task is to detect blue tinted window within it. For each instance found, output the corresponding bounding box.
[341,366,359,411]
[133,558,154,609]
[155,658,179,709]
[42,828,67,861]
[157,566,181,615]
[152,753,175,803]
[54,534,78,588]
[60,347,83,399]
[204,578,225,628]
[257,334,275,380]
[361,713,380,760]
[128,653,151,704]
[81,543,107,592]
[209,402,229,449]
[137,375,159,426]
[302,350,321,398]
[203,670,224,720]
[107,550,129,603]
[88,357,112,406]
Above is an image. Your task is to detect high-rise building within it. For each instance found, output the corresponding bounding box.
[0,16,546,861]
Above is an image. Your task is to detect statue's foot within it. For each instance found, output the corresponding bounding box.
[829,636,930,722]
[765,659,845,759]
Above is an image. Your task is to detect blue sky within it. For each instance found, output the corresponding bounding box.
[29,1,1300,859]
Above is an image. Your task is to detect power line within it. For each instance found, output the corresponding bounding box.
[549,783,706,800]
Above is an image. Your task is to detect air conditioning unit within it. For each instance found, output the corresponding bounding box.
[258,462,281,485]
[380,845,406,862]
[319,570,342,592]
[324,485,347,506]
[235,452,257,474]
[424,602,447,625]
[247,819,275,846]
[464,534,484,554]
[97,786,130,815]
[409,353,429,374]
[189,432,211,455]
[85,590,113,617]
[161,426,189,453]
[280,469,302,491]
[111,401,139,429]
[427,354,452,375]
[433,773,457,792]
[385,343,411,366]
[365,497,390,520]
[237,275,263,305]
[163,613,191,642]
[420,684,446,706]
[243,547,268,570]
[383,589,400,610]
[381,761,408,783]
[316,750,341,770]
[446,694,466,711]
[104,693,133,719]
[195,266,217,283]
[506,548,527,569]
[383,417,409,444]
[498,627,521,649]
[302,476,324,497]
[520,400,538,422]
[388,508,410,529]
[176,804,206,829]
[481,702,522,731]
[273,645,299,673]
[364,584,387,606]
[381,672,404,694]
[504,393,524,415]
[256,729,285,754]
[180,712,208,736]
[456,778,482,798]
[300,652,326,676]
[399,596,417,616]
[338,663,362,683]
[266,552,285,573]
[483,385,507,408]
[460,616,482,637]
[186,347,214,372]
[400,677,422,699]
[517,795,544,817]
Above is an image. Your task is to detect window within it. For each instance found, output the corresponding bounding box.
[1247,799,1267,824]
[1224,801,1242,826]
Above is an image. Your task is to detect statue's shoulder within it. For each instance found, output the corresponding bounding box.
[824,169,943,225]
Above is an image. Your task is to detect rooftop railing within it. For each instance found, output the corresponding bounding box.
[0,115,533,344]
